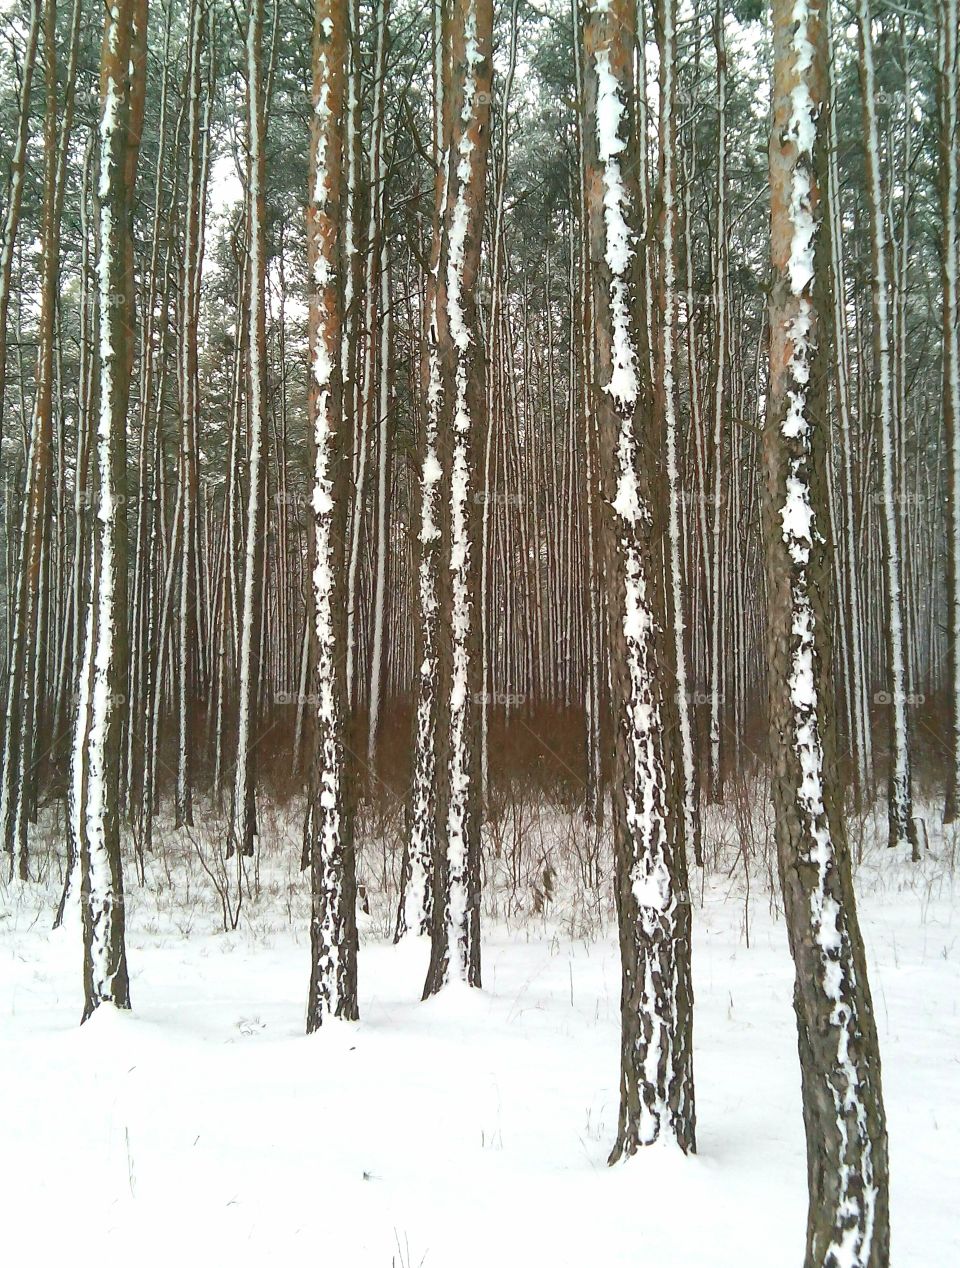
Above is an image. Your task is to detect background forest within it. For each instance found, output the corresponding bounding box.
[0,0,957,1265]
[0,0,952,843]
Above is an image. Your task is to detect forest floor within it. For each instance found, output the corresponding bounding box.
[0,799,957,1267]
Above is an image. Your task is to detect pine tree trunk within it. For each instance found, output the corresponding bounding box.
[305,0,359,1028]
[581,0,695,1160]
[0,0,59,878]
[422,0,493,997]
[397,0,448,943]
[939,0,960,824]
[653,0,701,868]
[175,0,207,830]
[764,4,889,1261]
[0,0,41,451]
[230,0,269,860]
[856,0,917,856]
[72,0,147,1021]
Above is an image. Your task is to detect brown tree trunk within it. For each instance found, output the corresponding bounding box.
[422,0,493,998]
[581,0,695,1160]
[305,0,359,1028]
[72,0,148,1021]
[763,3,889,1261]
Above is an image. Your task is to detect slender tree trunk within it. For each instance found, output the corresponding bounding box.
[653,0,700,867]
[939,0,960,824]
[1,0,59,877]
[707,5,729,805]
[230,0,269,860]
[175,0,207,829]
[0,0,41,451]
[367,243,392,769]
[824,2,872,809]
[397,0,447,942]
[856,0,917,856]
[345,0,390,712]
[479,0,519,808]
[422,0,493,998]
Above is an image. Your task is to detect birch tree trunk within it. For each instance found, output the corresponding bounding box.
[764,3,888,1261]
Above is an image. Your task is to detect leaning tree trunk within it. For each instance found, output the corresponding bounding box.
[304,0,359,1029]
[71,0,147,1021]
[763,3,889,1263]
[422,0,493,999]
[581,0,695,1161]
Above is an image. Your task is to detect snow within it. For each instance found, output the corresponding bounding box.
[0,813,956,1266]
[594,48,638,408]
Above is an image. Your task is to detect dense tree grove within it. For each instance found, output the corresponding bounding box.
[0,0,956,1261]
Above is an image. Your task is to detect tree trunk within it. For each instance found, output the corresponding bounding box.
[397,0,448,943]
[856,0,917,856]
[422,0,493,998]
[653,0,701,867]
[71,0,147,1021]
[230,0,269,860]
[763,3,889,1261]
[939,0,960,824]
[581,0,695,1160]
[305,0,359,1028]
[0,0,59,877]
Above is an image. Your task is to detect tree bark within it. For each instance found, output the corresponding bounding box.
[939,0,960,824]
[72,0,148,1021]
[422,0,493,998]
[305,0,359,1028]
[230,0,269,860]
[581,0,695,1160]
[764,3,889,1261]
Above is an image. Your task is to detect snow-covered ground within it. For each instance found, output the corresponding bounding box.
[0,802,956,1267]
